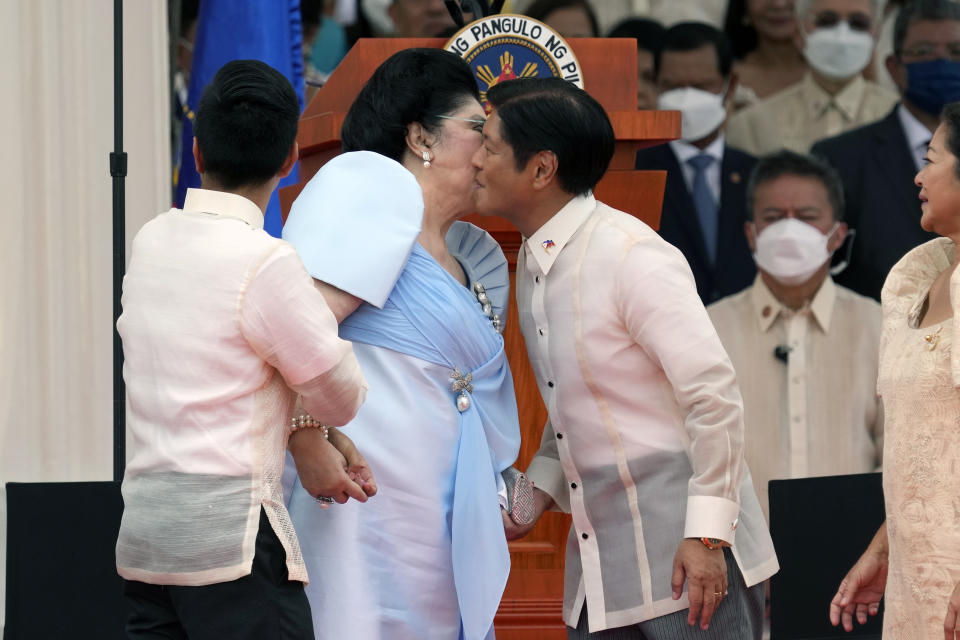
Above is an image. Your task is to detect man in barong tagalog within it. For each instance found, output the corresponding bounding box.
[472,77,779,640]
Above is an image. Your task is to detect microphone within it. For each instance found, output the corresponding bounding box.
[774,345,792,363]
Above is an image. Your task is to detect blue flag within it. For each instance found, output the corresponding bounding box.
[175,0,305,238]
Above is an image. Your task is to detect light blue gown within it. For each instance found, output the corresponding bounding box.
[282,152,520,640]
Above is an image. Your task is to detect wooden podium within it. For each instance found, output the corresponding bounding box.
[279,37,680,640]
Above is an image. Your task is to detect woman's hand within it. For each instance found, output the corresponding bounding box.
[327,427,377,497]
[829,522,889,631]
[944,580,960,639]
[502,487,554,540]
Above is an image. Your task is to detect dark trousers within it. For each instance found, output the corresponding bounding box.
[123,509,313,640]
[569,549,765,640]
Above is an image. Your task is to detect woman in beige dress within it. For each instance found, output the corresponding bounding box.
[829,101,960,639]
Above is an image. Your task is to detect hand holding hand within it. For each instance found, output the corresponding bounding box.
[502,487,554,540]
[327,427,377,497]
[671,538,728,631]
[288,427,369,504]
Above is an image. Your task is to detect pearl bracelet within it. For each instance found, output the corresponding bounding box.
[289,414,329,439]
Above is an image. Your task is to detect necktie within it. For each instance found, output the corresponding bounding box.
[687,153,718,266]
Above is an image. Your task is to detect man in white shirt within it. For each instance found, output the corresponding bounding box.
[116,60,371,639]
[726,0,897,155]
[473,77,777,639]
[707,151,883,522]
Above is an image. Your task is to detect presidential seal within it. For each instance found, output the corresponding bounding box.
[445,14,584,112]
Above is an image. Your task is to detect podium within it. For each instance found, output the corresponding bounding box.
[280,36,680,639]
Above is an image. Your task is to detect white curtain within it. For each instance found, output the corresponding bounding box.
[0,0,170,625]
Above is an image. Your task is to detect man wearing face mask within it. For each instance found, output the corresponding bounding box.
[727,0,898,155]
[707,151,883,521]
[811,0,960,301]
[635,22,759,304]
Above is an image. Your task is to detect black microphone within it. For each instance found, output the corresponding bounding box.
[774,345,792,363]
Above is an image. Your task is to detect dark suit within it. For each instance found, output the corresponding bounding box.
[635,142,757,304]
[811,106,936,301]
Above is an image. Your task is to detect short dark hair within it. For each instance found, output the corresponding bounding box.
[723,0,758,59]
[655,22,734,79]
[893,0,960,57]
[525,0,600,37]
[941,101,960,179]
[746,151,846,221]
[341,48,479,161]
[194,60,300,189]
[486,78,614,196]
[607,17,666,56]
[300,0,323,29]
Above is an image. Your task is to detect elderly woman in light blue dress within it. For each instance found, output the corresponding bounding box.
[282,49,521,640]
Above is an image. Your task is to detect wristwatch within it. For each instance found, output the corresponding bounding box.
[699,537,729,551]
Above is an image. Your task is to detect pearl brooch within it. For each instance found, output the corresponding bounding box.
[450,367,474,413]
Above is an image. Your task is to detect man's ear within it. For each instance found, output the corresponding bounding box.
[192,137,204,175]
[277,142,299,179]
[829,221,849,252]
[531,150,559,190]
[723,71,740,117]
[724,71,740,104]
[885,54,908,92]
[387,1,400,31]
[745,220,757,252]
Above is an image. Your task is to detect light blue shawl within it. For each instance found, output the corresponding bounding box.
[283,151,520,639]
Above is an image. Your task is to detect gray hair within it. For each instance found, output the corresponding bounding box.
[795,0,887,29]
[893,0,960,56]
[746,151,846,221]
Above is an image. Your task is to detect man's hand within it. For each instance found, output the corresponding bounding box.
[829,523,888,631]
[671,538,728,631]
[288,428,369,503]
[327,427,377,497]
[502,487,554,540]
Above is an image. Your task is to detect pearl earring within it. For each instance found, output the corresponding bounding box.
[422,151,431,168]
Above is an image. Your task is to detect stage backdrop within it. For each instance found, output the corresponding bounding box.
[0,0,170,626]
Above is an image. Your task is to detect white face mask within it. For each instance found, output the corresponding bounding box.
[753,218,839,286]
[803,21,874,80]
[657,86,727,143]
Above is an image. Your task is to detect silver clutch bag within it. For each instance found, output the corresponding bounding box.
[501,467,535,526]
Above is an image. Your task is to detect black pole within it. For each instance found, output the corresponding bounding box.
[111,0,127,483]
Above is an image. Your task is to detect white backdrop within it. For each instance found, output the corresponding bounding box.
[0,0,170,625]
